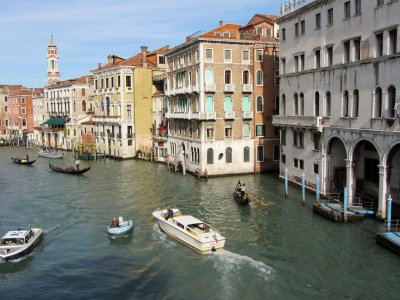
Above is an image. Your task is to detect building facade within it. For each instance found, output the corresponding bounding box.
[273,0,400,218]
[165,16,280,176]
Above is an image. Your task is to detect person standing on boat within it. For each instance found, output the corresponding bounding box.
[166,207,174,220]
[112,217,117,227]
[26,154,29,161]
[75,159,81,170]
[240,183,246,198]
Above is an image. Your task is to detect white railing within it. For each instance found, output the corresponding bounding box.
[205,83,216,92]
[224,84,235,92]
[224,111,235,119]
[242,84,252,93]
[242,111,253,119]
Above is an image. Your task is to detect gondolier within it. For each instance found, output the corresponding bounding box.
[75,159,81,170]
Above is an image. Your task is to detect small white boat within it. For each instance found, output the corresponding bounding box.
[152,208,225,254]
[107,217,133,237]
[0,228,43,261]
[38,148,64,159]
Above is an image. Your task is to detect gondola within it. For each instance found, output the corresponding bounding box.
[233,181,250,205]
[11,157,36,165]
[49,163,90,174]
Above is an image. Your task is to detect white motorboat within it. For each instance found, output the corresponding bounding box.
[0,228,43,261]
[152,208,225,254]
[38,148,64,159]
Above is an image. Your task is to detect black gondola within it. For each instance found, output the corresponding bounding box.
[11,157,36,165]
[49,163,90,174]
[233,181,250,205]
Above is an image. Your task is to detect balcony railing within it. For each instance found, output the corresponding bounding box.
[224,84,235,92]
[224,111,235,119]
[199,112,216,120]
[205,83,216,92]
[242,84,252,93]
[242,111,253,119]
[272,115,326,130]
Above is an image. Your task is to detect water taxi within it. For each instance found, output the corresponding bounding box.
[152,208,225,254]
[0,228,43,261]
[38,148,64,159]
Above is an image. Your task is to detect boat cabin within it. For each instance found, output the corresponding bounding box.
[1,229,34,246]
[171,215,211,235]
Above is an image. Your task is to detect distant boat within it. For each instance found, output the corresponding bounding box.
[153,208,225,254]
[49,163,90,174]
[107,217,134,237]
[38,148,64,159]
[0,227,43,261]
[11,157,36,165]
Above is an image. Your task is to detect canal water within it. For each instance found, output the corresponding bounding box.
[0,146,399,299]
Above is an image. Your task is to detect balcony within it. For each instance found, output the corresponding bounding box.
[205,83,216,93]
[199,112,216,120]
[192,84,200,93]
[242,111,253,119]
[242,84,252,93]
[272,115,326,131]
[224,84,235,93]
[92,115,121,125]
[127,133,133,138]
[224,111,235,119]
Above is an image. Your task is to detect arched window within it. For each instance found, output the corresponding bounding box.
[256,96,264,112]
[281,94,286,115]
[243,146,250,162]
[243,123,250,137]
[206,124,214,139]
[207,148,214,164]
[300,93,304,115]
[226,147,232,163]
[325,91,331,116]
[388,85,396,118]
[82,100,87,112]
[196,68,200,85]
[294,93,299,115]
[205,68,214,85]
[224,96,232,112]
[243,70,250,84]
[274,96,280,115]
[106,97,111,116]
[256,70,263,85]
[224,69,232,84]
[206,96,214,113]
[342,91,349,117]
[242,96,250,112]
[374,87,382,118]
[314,92,320,116]
[352,89,359,117]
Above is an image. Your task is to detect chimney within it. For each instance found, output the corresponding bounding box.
[219,20,224,27]
[141,46,148,68]
[98,63,102,69]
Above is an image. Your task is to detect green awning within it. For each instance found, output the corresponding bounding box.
[43,117,68,126]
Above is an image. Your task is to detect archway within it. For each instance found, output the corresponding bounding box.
[386,144,400,218]
[326,137,347,192]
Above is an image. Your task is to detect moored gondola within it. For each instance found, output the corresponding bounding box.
[49,162,90,174]
[11,157,36,165]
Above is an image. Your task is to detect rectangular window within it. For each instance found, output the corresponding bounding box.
[299,160,304,170]
[274,51,279,63]
[294,55,299,72]
[282,28,286,41]
[315,49,321,68]
[343,40,350,63]
[273,145,280,161]
[225,125,232,138]
[205,48,213,62]
[344,1,351,19]
[22,119,26,126]
[327,8,333,25]
[315,13,321,29]
[295,23,299,37]
[101,79,104,89]
[127,105,131,117]
[281,58,286,75]
[106,78,109,89]
[111,77,114,88]
[300,20,305,35]
[256,27,262,35]
[266,28,272,37]
[159,55,165,65]
[377,0,384,7]
[242,50,250,63]
[314,163,319,174]
[300,54,305,71]
[354,0,361,15]
[243,124,250,137]
[21,107,26,114]
[188,52,192,64]
[294,158,298,168]
[126,76,132,88]
[327,46,333,66]
[375,32,384,57]
[256,145,264,162]
[282,154,286,164]
[389,28,397,55]
[256,49,263,62]
[224,49,232,62]
[353,38,361,61]
[207,127,214,139]
[256,124,265,136]
[313,132,321,151]
[281,130,286,145]
[118,76,121,87]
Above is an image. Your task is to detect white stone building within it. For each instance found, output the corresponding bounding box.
[273,0,400,219]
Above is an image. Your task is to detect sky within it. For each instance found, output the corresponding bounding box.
[0,0,282,88]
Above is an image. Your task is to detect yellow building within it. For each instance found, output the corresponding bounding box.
[91,46,168,158]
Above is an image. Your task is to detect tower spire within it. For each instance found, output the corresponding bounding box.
[47,35,59,85]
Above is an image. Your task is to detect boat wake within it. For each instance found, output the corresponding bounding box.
[210,250,274,282]
[151,223,176,249]
[44,224,61,234]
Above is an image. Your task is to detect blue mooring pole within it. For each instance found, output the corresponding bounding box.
[387,194,392,232]
[316,175,320,203]
[343,187,348,222]
[285,168,288,198]
[301,172,305,206]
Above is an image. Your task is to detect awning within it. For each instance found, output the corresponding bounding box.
[43,117,68,126]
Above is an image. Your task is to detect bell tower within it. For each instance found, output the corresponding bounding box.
[47,35,59,85]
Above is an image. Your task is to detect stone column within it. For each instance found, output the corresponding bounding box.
[345,159,355,204]
[321,154,331,195]
[377,164,388,220]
